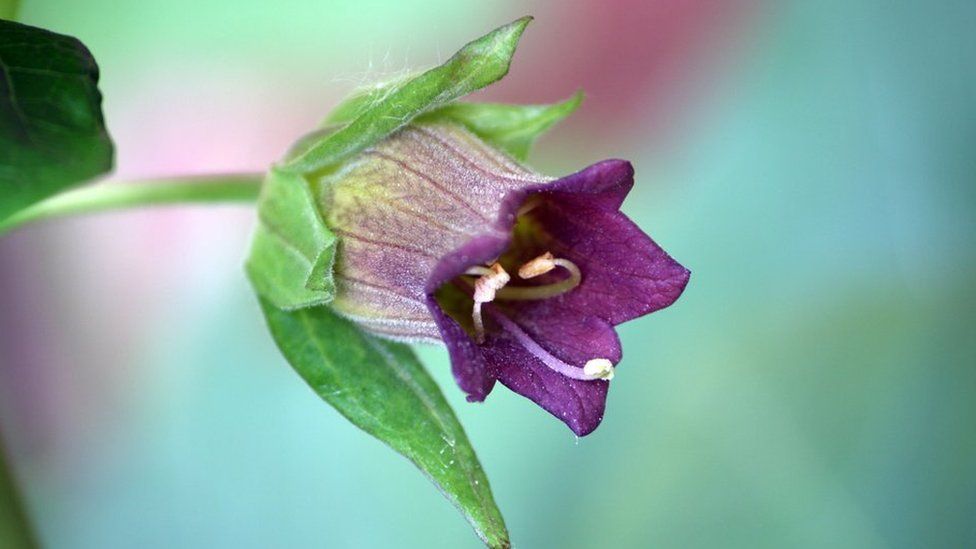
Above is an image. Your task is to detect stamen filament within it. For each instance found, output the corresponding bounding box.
[487,309,614,381]
[472,301,486,343]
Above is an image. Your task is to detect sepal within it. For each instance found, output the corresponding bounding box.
[245,168,337,309]
[278,16,532,175]
[419,91,583,161]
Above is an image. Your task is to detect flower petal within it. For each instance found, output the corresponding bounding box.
[480,310,613,436]
[427,294,497,402]
[426,234,510,401]
[502,303,622,366]
[536,158,636,211]
[520,195,690,325]
[421,156,687,434]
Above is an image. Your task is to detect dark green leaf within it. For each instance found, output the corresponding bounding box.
[279,16,532,175]
[245,168,337,309]
[0,19,113,222]
[419,91,584,161]
[258,299,510,548]
[0,437,34,548]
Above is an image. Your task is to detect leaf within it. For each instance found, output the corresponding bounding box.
[0,437,35,549]
[418,91,584,161]
[0,19,113,222]
[258,299,510,548]
[279,16,532,175]
[245,168,337,309]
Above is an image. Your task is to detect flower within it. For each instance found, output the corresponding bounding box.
[318,122,689,435]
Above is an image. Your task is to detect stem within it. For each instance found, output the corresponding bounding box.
[0,174,263,236]
[0,0,20,20]
[0,434,35,548]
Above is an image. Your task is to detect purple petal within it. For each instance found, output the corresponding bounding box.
[421,161,626,403]
[423,157,688,432]
[425,234,509,401]
[423,160,641,296]
[526,195,690,325]
[480,308,613,436]
[504,302,622,366]
[427,296,497,402]
[538,159,636,211]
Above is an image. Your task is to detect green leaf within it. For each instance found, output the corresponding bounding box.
[258,299,510,548]
[0,19,113,222]
[279,16,532,175]
[0,437,35,549]
[419,91,584,161]
[245,168,337,309]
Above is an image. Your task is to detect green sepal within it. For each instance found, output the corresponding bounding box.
[0,19,114,222]
[320,72,418,127]
[419,91,584,161]
[278,16,532,175]
[257,299,510,548]
[245,168,337,309]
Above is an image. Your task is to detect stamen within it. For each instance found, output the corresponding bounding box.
[468,263,510,343]
[488,309,615,382]
[494,254,581,301]
[517,252,556,278]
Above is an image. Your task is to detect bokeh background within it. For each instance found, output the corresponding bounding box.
[2,0,974,547]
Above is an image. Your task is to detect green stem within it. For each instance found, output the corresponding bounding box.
[0,434,35,548]
[0,174,263,236]
[0,0,20,20]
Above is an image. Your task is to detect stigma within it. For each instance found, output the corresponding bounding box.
[583,359,615,380]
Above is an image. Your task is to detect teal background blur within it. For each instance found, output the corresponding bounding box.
[1,1,974,547]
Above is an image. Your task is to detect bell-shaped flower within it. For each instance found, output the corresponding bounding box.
[320,122,689,435]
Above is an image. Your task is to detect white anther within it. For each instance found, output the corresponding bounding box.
[583,359,615,381]
[518,252,556,279]
[473,263,510,303]
[469,263,509,343]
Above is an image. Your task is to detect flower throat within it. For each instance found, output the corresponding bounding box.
[437,201,616,383]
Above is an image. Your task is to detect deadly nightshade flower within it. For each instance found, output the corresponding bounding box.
[317,122,690,436]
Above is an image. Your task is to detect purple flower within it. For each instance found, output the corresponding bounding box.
[320,123,689,436]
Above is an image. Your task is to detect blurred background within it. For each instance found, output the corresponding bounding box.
[1,0,974,547]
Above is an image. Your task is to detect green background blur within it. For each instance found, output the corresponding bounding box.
[1,1,974,547]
